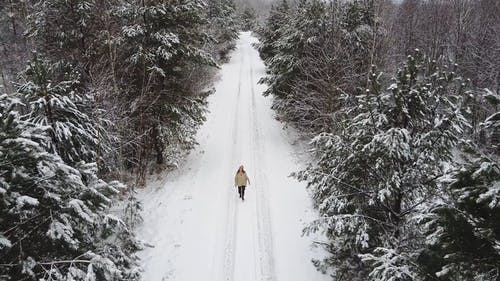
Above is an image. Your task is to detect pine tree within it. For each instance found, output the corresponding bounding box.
[0,94,140,281]
[260,0,326,99]
[207,0,239,61]
[16,57,105,166]
[257,0,290,62]
[258,0,379,134]
[416,90,500,281]
[240,7,257,31]
[118,0,215,75]
[340,0,377,74]
[297,52,470,280]
[114,0,215,181]
[28,0,99,65]
[343,0,375,32]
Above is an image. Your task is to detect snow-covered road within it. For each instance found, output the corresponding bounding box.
[137,32,327,281]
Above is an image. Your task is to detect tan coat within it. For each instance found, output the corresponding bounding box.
[235,172,250,187]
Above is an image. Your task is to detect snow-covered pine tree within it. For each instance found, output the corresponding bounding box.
[260,0,325,100]
[115,0,215,181]
[207,0,239,62]
[0,94,140,281]
[239,7,257,31]
[340,0,377,74]
[416,90,500,281]
[16,57,106,167]
[117,0,215,79]
[297,52,470,280]
[342,0,375,32]
[259,0,379,134]
[257,0,290,63]
[28,0,98,65]
[259,0,300,99]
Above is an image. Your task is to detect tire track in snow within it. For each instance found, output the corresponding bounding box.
[246,46,260,281]
[220,49,244,281]
[249,51,277,281]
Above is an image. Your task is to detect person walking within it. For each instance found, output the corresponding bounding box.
[235,165,250,201]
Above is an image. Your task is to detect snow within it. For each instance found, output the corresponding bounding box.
[16,195,39,208]
[136,32,327,281]
[47,219,78,248]
[68,199,95,223]
[0,235,12,249]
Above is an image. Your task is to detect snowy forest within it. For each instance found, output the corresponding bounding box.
[257,0,499,280]
[0,0,240,279]
[0,0,499,280]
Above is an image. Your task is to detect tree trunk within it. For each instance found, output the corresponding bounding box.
[393,190,403,239]
[152,123,164,165]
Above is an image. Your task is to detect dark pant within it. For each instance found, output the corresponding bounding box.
[238,186,246,199]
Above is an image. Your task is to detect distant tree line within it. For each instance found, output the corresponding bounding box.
[0,0,238,280]
[257,0,499,280]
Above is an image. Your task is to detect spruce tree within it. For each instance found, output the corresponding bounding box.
[258,0,379,134]
[207,0,239,61]
[416,91,500,281]
[28,0,99,65]
[114,0,215,180]
[257,0,290,62]
[0,94,140,281]
[16,57,105,166]
[297,52,470,280]
[240,7,257,31]
[261,0,325,99]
